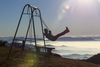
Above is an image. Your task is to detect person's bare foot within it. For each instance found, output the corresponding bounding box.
[65,27,70,33]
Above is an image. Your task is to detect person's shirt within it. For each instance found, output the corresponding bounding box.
[44,31,55,41]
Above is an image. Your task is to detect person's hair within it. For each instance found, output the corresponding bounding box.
[44,28,48,33]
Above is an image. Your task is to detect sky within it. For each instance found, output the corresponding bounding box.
[0,0,100,37]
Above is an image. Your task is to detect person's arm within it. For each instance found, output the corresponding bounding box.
[49,30,52,35]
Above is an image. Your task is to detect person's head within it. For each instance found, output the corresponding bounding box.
[44,28,48,33]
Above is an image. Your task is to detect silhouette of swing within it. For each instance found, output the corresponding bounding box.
[7,4,55,59]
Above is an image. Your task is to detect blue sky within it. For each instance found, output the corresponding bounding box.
[0,0,100,37]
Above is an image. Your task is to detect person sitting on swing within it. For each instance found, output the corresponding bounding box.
[44,27,69,41]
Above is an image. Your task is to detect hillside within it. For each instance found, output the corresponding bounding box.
[86,53,100,65]
[0,46,100,67]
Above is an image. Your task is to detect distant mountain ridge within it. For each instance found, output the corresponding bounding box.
[0,36,100,42]
[57,37,97,41]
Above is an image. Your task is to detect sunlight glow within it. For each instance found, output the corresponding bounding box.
[78,0,94,4]
[11,54,38,67]
[62,10,66,13]
[57,0,72,21]
[65,5,70,9]
[57,0,98,22]
[98,0,100,3]
[58,16,62,21]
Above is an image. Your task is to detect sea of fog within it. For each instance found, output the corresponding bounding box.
[5,41,100,60]
[1,37,100,60]
[35,41,100,60]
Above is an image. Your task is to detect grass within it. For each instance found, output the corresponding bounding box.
[0,46,100,67]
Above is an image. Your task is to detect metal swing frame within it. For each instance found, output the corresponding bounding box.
[7,4,47,59]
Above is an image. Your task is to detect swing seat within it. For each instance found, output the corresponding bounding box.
[34,46,55,55]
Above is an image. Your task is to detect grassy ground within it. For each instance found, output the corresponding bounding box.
[0,46,100,67]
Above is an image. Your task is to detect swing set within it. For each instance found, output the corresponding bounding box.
[7,4,55,59]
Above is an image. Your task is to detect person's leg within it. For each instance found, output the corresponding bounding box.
[53,27,69,41]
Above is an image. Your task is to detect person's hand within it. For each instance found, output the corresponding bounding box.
[49,30,51,34]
